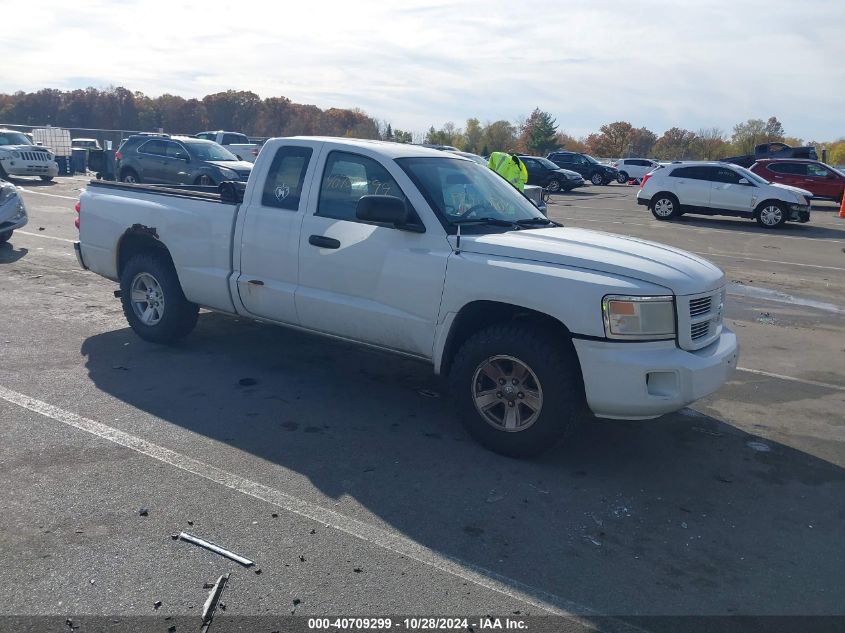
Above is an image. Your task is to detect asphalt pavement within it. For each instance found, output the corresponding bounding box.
[1,176,843,632]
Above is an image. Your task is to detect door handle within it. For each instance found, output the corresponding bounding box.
[308,235,341,249]
[247,279,264,286]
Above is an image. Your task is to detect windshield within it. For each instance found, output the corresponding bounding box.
[584,154,600,165]
[736,166,770,185]
[185,141,239,161]
[397,157,546,233]
[0,131,33,146]
[536,157,562,170]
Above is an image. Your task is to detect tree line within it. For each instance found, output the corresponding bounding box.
[1,87,842,163]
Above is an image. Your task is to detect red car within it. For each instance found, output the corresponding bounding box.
[751,159,845,203]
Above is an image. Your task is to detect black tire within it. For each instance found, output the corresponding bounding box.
[0,230,12,244]
[119,252,199,343]
[545,178,561,193]
[650,193,680,220]
[120,168,140,184]
[755,201,787,228]
[449,323,584,458]
[590,172,604,186]
[616,172,628,184]
[196,174,215,186]
[39,176,54,182]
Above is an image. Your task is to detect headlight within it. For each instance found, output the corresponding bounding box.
[12,151,20,159]
[0,183,17,205]
[602,295,676,340]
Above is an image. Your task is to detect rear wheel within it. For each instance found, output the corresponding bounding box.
[590,172,604,186]
[449,323,583,458]
[120,168,140,184]
[0,230,12,244]
[650,194,680,220]
[617,172,629,184]
[119,252,199,343]
[756,202,787,228]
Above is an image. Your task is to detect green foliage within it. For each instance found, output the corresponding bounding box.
[522,108,558,155]
[654,127,697,160]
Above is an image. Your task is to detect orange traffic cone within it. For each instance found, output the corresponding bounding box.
[839,194,845,218]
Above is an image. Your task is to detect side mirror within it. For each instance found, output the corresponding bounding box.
[356,195,412,228]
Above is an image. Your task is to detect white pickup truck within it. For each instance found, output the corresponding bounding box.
[195,131,262,163]
[75,137,738,457]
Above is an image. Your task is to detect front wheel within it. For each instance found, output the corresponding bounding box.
[650,194,680,220]
[0,230,12,244]
[545,178,561,193]
[40,176,54,182]
[120,252,199,343]
[120,168,140,184]
[590,172,604,186]
[449,323,584,458]
[617,172,629,184]
[756,202,787,228]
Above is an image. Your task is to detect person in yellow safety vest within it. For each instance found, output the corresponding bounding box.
[487,151,528,192]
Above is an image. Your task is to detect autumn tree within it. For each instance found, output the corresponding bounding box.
[629,127,658,157]
[519,108,558,155]
[464,118,483,153]
[481,120,517,153]
[589,121,634,157]
[695,127,727,160]
[653,127,697,160]
[764,116,785,142]
[554,132,587,153]
[731,119,768,154]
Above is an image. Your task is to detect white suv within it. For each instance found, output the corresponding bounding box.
[613,158,658,183]
[637,161,812,228]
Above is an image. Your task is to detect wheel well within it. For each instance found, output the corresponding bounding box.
[117,228,170,277]
[120,166,137,176]
[650,191,678,205]
[753,199,785,216]
[440,300,574,376]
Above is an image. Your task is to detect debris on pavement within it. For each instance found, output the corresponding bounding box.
[201,573,229,631]
[177,532,255,567]
[154,600,162,610]
[138,508,149,517]
[756,312,777,325]
[353,567,363,573]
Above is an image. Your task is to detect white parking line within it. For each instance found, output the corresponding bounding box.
[16,231,77,243]
[552,213,845,244]
[0,384,645,632]
[696,252,845,272]
[736,367,845,393]
[18,188,80,201]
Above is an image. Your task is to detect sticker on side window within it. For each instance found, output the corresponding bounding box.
[275,184,290,201]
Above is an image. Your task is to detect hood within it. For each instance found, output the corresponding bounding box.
[0,145,50,153]
[771,182,813,199]
[555,168,582,179]
[457,227,725,296]
[206,160,253,172]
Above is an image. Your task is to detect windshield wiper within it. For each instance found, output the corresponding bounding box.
[514,217,557,227]
[451,217,517,228]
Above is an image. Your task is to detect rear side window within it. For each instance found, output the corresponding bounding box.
[767,162,804,175]
[317,151,406,222]
[261,146,313,210]
[222,133,248,145]
[140,140,167,156]
[669,166,707,179]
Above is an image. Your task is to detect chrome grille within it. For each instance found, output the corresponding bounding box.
[21,151,49,162]
[690,321,710,340]
[689,296,712,317]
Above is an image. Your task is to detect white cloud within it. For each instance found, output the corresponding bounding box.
[4,0,844,140]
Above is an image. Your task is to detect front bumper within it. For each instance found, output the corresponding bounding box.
[572,328,739,419]
[788,203,811,223]
[0,193,28,232]
[1,158,59,178]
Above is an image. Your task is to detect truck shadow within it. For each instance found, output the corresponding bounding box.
[669,215,845,240]
[80,313,845,618]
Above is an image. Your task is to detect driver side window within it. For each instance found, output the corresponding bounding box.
[316,151,407,222]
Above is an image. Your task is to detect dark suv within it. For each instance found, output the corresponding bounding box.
[115,135,253,185]
[517,155,584,192]
[546,151,619,185]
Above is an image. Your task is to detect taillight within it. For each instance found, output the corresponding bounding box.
[74,200,80,230]
[640,174,651,189]
[115,150,122,161]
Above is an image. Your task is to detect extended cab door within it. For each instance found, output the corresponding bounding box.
[234,142,317,324]
[295,149,450,358]
[708,166,756,214]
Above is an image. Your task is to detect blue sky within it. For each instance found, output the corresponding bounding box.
[5,0,844,141]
